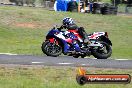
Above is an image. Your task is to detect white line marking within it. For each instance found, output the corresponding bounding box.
[58,63,73,65]
[0,53,18,55]
[81,64,86,66]
[32,62,44,64]
[116,59,129,60]
[91,58,97,59]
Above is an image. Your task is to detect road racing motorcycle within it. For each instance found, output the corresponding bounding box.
[41,26,112,59]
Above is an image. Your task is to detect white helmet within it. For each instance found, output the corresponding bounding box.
[62,17,74,26]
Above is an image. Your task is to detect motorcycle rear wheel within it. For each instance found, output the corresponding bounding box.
[92,42,112,59]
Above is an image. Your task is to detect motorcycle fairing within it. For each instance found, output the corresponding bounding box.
[88,32,112,46]
[88,32,106,39]
[68,29,83,42]
[46,29,81,54]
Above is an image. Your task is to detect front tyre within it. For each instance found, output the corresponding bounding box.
[92,42,112,59]
[41,41,62,57]
[73,54,80,58]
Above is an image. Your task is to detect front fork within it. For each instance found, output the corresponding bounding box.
[47,38,84,54]
[48,38,58,44]
[47,38,70,54]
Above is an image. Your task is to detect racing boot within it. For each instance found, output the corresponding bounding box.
[84,39,91,44]
[82,39,91,48]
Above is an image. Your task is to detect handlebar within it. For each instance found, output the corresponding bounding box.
[53,25,64,31]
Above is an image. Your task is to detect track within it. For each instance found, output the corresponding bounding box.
[0,54,132,69]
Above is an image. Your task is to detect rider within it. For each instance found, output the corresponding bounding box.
[59,17,91,46]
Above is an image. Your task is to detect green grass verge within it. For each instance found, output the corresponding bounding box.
[0,6,132,59]
[0,66,132,88]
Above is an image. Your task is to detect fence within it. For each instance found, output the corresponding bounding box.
[118,4,132,14]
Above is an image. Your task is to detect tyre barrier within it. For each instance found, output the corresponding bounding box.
[92,3,102,14]
[101,6,118,15]
[67,1,78,12]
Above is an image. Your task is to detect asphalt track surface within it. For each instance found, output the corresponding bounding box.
[0,54,132,69]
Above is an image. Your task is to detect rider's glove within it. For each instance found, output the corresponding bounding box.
[58,25,64,31]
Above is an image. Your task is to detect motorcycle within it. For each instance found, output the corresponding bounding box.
[41,26,112,59]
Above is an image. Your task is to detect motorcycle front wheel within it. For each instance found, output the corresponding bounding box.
[41,41,62,57]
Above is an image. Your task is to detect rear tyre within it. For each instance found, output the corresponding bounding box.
[41,41,62,57]
[81,55,86,58]
[92,42,112,59]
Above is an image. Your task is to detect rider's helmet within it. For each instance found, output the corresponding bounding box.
[62,17,74,27]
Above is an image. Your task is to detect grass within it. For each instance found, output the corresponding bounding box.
[0,66,131,88]
[0,6,132,59]
[0,5,132,88]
